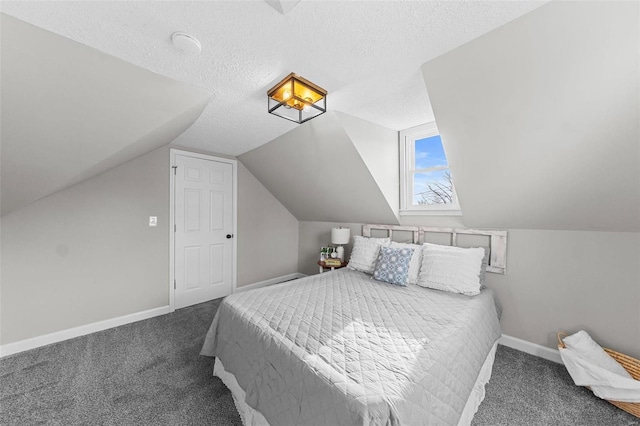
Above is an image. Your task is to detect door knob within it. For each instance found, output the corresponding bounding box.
[226,234,233,239]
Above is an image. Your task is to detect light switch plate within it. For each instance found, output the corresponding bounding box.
[149,216,158,227]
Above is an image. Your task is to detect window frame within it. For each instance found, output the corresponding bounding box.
[399,122,462,216]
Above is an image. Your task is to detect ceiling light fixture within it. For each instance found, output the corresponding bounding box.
[267,73,327,124]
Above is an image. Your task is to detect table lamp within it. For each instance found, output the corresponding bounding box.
[331,227,351,262]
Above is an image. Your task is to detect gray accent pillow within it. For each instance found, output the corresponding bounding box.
[372,246,414,286]
[389,241,422,285]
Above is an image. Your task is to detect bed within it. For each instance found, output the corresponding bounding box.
[201,225,507,426]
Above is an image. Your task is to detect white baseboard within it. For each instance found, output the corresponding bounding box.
[1,273,307,358]
[499,334,562,364]
[0,305,171,358]
[235,273,307,293]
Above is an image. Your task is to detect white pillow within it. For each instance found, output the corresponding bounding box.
[347,236,390,274]
[417,243,485,296]
[389,242,422,285]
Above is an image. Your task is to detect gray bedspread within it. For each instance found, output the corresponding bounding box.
[201,268,501,426]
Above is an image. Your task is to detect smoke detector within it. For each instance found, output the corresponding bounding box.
[171,32,201,56]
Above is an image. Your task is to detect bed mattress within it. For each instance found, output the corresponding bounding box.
[201,268,501,425]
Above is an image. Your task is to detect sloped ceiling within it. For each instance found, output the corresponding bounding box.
[1,14,212,215]
[422,1,639,232]
[238,111,399,224]
[0,1,550,156]
[337,112,400,217]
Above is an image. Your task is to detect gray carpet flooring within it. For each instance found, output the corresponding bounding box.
[1,299,638,426]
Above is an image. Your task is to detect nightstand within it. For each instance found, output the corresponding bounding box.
[317,260,348,273]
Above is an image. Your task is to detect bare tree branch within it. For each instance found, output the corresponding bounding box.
[414,171,455,205]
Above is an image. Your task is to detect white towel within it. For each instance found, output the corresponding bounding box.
[559,330,640,403]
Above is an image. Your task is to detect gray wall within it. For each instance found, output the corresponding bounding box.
[421,0,639,232]
[299,221,640,359]
[237,162,299,286]
[298,222,362,275]
[1,147,170,345]
[1,147,300,345]
[489,229,640,358]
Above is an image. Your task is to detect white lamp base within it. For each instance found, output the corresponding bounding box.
[336,246,345,262]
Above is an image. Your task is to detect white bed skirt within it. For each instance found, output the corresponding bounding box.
[214,356,270,426]
[213,341,499,426]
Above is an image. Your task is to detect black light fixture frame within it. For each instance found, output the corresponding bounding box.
[267,73,327,124]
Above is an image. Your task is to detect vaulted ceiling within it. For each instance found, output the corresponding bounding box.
[0,1,549,157]
[5,1,631,234]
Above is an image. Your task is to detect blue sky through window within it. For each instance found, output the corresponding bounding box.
[412,135,454,205]
[413,170,453,205]
[414,135,448,170]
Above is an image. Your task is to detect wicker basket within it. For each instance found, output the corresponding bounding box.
[558,332,640,418]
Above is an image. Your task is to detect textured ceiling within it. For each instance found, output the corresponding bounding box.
[0,0,549,156]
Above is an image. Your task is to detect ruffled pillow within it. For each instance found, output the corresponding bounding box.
[417,243,484,296]
[347,236,390,274]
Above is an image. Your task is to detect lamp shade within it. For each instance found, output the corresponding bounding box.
[331,227,351,245]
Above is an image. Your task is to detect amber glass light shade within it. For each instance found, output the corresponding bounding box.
[267,73,327,124]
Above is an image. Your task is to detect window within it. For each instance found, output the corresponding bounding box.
[400,122,461,215]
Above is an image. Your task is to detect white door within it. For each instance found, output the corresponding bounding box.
[174,154,234,309]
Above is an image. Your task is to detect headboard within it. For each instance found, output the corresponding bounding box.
[362,224,507,274]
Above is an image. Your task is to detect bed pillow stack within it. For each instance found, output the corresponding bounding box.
[347,236,390,274]
[416,243,485,296]
[348,236,487,295]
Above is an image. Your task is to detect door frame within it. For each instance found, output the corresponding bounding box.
[169,149,237,312]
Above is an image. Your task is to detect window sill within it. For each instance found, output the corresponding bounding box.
[399,209,463,217]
